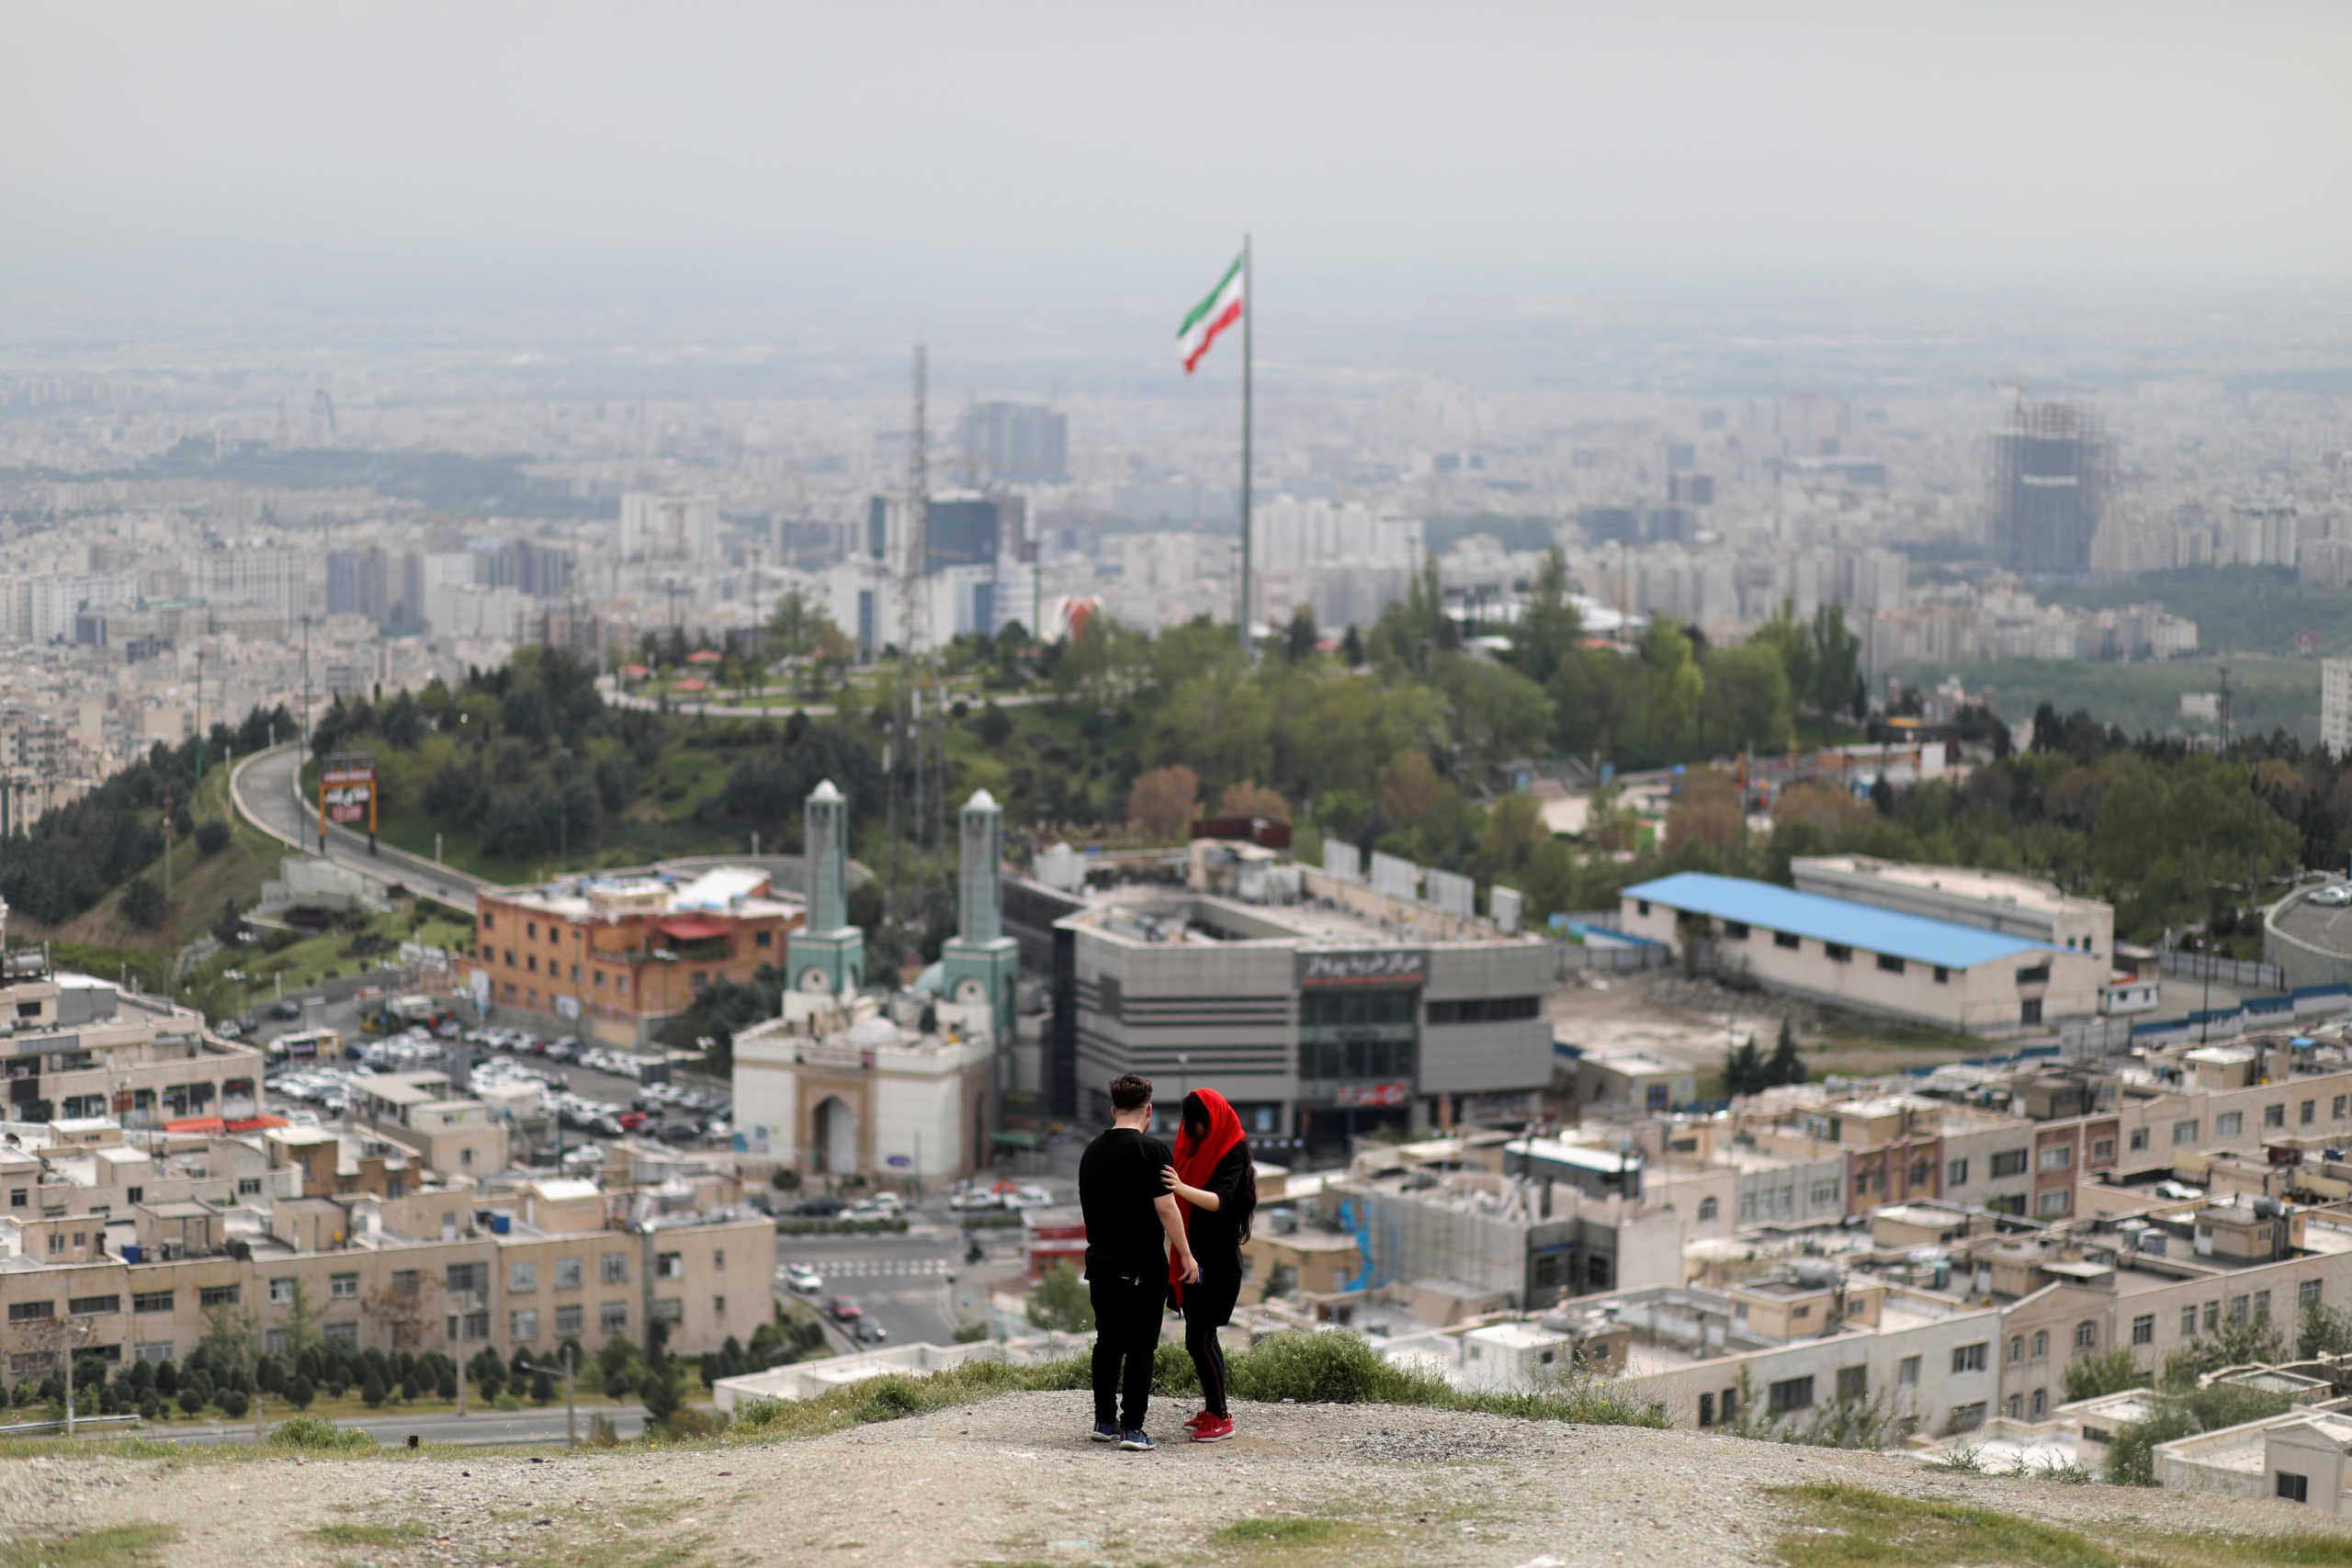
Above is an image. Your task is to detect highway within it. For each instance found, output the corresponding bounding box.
[148,1404,646,1447]
[231,741,492,908]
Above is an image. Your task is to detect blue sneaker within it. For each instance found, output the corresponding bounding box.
[1091,1420,1121,1443]
[1118,1427,1155,1451]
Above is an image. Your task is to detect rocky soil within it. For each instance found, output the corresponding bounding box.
[6,1392,2348,1568]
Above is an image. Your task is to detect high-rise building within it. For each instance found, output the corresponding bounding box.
[1991,402,2108,575]
[327,547,392,624]
[618,493,718,561]
[2323,659,2352,756]
[958,401,1068,484]
[198,547,308,617]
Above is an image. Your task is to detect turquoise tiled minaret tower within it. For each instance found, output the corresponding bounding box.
[941,788,1020,1046]
[785,779,864,998]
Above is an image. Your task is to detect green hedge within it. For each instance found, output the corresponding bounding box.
[775,1217,910,1236]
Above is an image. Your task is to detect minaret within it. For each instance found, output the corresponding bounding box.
[784,779,864,998]
[942,788,1020,1050]
[806,779,848,932]
[956,788,1003,943]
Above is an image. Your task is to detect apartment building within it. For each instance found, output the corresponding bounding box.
[466,866,802,1048]
[0,1134,771,1381]
[0,932,262,1127]
[1603,1201,2352,1438]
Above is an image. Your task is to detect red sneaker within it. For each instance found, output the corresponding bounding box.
[1191,1415,1235,1443]
[1182,1408,1211,1429]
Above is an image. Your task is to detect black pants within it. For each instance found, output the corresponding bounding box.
[1089,1272,1164,1430]
[1182,1272,1240,1419]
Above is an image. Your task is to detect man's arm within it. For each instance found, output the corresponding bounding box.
[1155,1192,1200,1283]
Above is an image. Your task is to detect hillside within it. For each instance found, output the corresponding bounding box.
[20,761,285,953]
[9,1392,2352,1568]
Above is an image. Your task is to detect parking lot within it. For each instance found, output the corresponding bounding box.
[253,994,732,1160]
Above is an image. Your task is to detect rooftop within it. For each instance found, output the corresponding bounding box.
[1623,872,2063,970]
[1792,855,2100,918]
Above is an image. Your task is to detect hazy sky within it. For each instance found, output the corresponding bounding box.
[7,1,2350,345]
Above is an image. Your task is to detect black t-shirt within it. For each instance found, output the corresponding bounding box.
[1185,1145,1253,1280]
[1079,1126,1172,1282]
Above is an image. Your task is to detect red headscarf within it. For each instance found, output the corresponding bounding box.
[1168,1088,1246,1303]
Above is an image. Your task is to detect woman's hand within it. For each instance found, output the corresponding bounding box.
[1161,1166,1218,1211]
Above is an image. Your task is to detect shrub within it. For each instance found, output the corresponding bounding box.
[2060,1347,2142,1404]
[734,1398,791,1431]
[286,1374,316,1411]
[360,1371,388,1408]
[195,820,232,854]
[219,1389,250,1418]
[266,1416,374,1451]
[178,1387,205,1416]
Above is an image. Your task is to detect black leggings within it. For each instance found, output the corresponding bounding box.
[1183,1274,1239,1417]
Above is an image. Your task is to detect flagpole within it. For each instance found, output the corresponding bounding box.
[1238,231,1253,657]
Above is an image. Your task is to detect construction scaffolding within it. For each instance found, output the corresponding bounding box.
[1991,400,2109,576]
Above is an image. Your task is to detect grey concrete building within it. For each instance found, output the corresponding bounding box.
[1057,879,1554,1154]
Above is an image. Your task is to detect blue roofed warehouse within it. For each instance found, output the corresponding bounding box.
[1617,873,2105,1033]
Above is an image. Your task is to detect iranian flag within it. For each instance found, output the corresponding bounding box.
[1176,252,1245,374]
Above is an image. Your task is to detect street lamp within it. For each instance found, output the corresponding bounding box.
[516,1354,579,1448]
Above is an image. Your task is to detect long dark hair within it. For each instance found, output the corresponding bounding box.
[1182,1090,1258,1243]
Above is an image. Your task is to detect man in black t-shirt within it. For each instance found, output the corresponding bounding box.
[1077,1073,1197,1450]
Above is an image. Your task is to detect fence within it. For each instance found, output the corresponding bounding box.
[2158,949,2284,990]
[2117,983,2352,1046]
[1553,917,1672,976]
[1557,942,1674,976]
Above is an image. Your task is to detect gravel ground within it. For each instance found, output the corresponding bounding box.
[6,1393,2351,1568]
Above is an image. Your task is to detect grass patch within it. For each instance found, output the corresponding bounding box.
[268,1416,377,1451]
[715,1330,1662,1450]
[1213,1519,1342,1547]
[0,1524,177,1568]
[312,1522,429,1548]
[1774,1482,2352,1568]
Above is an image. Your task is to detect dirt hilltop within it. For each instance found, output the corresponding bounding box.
[9,1392,2352,1568]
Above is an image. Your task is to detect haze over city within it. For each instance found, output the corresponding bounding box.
[13,4,2352,1542]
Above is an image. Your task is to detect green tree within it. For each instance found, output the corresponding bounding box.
[1639,618,1704,757]
[1808,604,1860,721]
[1765,1020,1805,1087]
[120,874,166,930]
[1755,599,1816,716]
[1283,604,1319,664]
[1025,1262,1096,1334]
[2060,1346,2143,1404]
[285,1373,316,1411]
[1510,547,1583,687]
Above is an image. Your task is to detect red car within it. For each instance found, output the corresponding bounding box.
[826,1296,863,1324]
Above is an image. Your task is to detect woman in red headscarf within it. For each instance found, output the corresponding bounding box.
[1160,1088,1257,1443]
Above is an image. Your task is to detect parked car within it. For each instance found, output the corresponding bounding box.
[2313,885,2352,908]
[792,1195,845,1218]
[854,1319,888,1345]
[865,1191,903,1213]
[826,1296,863,1324]
[784,1264,822,1293]
[268,998,302,1021]
[948,1189,1002,1213]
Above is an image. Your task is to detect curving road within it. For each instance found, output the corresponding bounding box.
[231,742,494,908]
